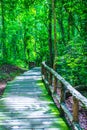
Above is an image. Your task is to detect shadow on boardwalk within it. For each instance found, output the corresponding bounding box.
[0,67,70,130]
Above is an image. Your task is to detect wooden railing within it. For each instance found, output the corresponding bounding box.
[41,62,87,130]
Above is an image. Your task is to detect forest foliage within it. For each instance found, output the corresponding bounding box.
[0,0,87,86]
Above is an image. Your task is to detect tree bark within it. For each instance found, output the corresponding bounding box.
[48,0,53,68]
[52,0,57,71]
[1,0,7,60]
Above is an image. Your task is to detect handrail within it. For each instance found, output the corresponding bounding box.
[41,61,87,130]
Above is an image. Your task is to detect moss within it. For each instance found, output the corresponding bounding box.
[37,79,71,130]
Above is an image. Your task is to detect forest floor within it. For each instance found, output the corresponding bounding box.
[66,96,87,130]
[0,64,26,95]
[55,89,87,130]
[0,65,87,130]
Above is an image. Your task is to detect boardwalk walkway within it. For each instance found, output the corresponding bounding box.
[0,68,70,130]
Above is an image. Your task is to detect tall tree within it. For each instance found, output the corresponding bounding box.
[48,0,53,67]
[1,0,7,60]
[52,0,57,70]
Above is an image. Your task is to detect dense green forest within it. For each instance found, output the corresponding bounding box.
[0,0,87,86]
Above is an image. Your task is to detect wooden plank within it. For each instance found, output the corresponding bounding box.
[73,97,79,122]
[61,103,73,122]
[42,62,87,108]
[0,67,70,130]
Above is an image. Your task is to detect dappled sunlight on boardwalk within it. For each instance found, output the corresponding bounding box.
[0,68,70,130]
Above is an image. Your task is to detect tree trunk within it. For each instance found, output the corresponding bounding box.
[52,0,57,71]
[48,0,53,67]
[1,0,7,61]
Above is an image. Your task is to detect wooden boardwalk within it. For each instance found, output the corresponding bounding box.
[0,67,70,130]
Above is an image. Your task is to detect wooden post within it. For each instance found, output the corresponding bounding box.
[43,65,46,79]
[49,72,52,86]
[41,64,44,75]
[46,71,49,82]
[43,66,45,77]
[54,77,57,93]
[73,96,79,122]
[60,83,65,102]
[60,83,65,116]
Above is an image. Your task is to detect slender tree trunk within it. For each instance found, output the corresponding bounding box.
[68,11,74,42]
[52,0,57,70]
[34,16,37,53]
[81,1,87,56]
[1,0,7,60]
[23,29,27,63]
[68,13,71,41]
[60,15,65,44]
[48,0,53,67]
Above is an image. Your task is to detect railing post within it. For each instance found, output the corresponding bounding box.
[54,77,57,93]
[41,64,44,75]
[60,83,65,116]
[49,72,52,86]
[73,96,79,123]
[44,68,47,80]
[60,83,65,102]
[46,71,49,82]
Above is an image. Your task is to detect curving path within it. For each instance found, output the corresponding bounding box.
[0,67,70,130]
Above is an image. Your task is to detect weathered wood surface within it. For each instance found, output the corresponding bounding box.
[42,62,87,130]
[0,67,70,130]
[42,62,87,107]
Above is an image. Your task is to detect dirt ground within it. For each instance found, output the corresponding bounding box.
[0,82,6,95]
[0,64,26,95]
